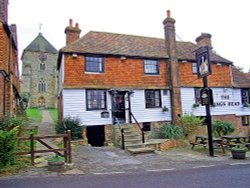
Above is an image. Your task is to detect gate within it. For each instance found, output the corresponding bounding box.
[17,130,72,166]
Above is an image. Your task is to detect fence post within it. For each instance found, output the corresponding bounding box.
[67,130,72,163]
[30,133,35,166]
[142,131,145,144]
[63,131,67,162]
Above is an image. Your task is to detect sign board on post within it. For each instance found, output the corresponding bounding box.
[196,46,211,78]
[194,45,214,157]
[200,88,213,106]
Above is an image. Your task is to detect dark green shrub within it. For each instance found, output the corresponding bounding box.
[150,124,184,140]
[0,127,18,167]
[212,120,235,137]
[179,114,204,137]
[56,118,83,140]
[0,114,24,131]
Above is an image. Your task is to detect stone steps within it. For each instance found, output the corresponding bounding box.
[120,124,155,154]
[127,147,155,154]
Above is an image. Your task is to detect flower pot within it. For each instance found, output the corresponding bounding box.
[231,150,246,159]
[48,161,65,172]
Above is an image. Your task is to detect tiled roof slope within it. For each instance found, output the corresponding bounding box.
[232,66,250,88]
[24,33,58,54]
[61,31,232,64]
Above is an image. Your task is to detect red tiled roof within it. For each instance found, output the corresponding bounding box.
[61,31,232,63]
[232,66,250,88]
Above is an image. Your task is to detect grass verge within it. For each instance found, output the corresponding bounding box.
[0,157,31,177]
[26,108,42,122]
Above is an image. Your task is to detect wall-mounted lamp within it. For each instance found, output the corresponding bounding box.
[216,63,222,66]
[120,56,126,61]
[72,53,78,58]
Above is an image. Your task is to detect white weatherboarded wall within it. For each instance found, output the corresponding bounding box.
[62,89,172,126]
[130,90,172,122]
[63,89,112,126]
[181,88,250,116]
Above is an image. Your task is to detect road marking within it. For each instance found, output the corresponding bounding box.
[147,168,175,172]
[192,165,215,169]
[230,162,250,166]
[93,171,125,175]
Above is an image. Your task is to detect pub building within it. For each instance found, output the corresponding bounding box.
[57,11,250,146]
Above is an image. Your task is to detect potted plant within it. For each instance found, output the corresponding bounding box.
[162,106,169,112]
[243,103,250,108]
[47,154,65,171]
[231,144,248,159]
[192,103,199,108]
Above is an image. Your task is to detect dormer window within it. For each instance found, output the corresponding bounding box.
[144,60,159,75]
[85,56,104,73]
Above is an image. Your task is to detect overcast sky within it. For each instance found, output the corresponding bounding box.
[8,0,250,72]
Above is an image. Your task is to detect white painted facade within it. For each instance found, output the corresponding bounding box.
[62,89,172,126]
[181,87,250,116]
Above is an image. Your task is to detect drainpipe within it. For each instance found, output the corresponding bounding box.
[0,70,7,115]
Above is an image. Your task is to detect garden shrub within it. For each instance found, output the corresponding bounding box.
[56,118,83,140]
[178,114,204,137]
[212,120,235,137]
[0,127,18,167]
[150,124,184,140]
[0,114,24,131]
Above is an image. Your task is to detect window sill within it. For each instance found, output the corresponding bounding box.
[85,72,104,74]
[144,73,160,76]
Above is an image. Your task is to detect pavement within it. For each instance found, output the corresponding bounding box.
[1,111,250,179]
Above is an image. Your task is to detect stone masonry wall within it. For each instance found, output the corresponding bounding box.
[21,51,58,108]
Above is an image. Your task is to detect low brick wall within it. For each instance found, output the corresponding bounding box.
[145,139,181,151]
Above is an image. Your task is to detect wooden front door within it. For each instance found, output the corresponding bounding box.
[38,96,45,108]
[111,92,126,124]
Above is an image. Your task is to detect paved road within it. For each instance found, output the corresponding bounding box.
[2,110,250,179]
[1,164,250,188]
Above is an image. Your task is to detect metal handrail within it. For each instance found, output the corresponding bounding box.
[115,118,125,150]
[129,112,145,143]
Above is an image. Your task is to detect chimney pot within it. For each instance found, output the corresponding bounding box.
[196,33,212,48]
[167,10,171,17]
[75,23,79,29]
[65,20,82,46]
[69,19,73,27]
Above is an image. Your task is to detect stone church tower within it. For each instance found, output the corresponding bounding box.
[21,33,58,108]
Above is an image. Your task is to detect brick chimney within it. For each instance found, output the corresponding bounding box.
[64,19,81,45]
[0,0,8,23]
[163,10,181,124]
[196,33,212,48]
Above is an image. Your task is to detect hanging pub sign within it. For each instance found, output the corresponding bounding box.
[195,46,211,78]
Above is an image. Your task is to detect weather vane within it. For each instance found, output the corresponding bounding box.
[39,23,43,34]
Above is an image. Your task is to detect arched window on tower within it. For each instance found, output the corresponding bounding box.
[40,62,45,71]
[38,79,47,93]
